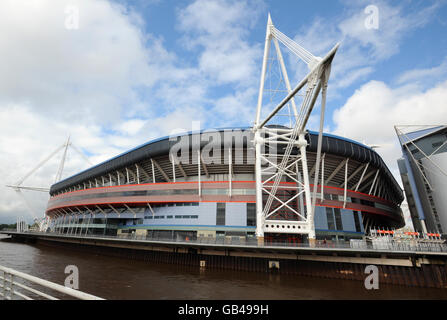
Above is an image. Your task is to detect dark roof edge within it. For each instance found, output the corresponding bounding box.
[50,127,403,201]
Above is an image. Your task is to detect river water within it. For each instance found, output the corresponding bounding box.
[1,234,447,300]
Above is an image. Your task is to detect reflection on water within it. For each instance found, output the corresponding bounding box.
[1,234,447,300]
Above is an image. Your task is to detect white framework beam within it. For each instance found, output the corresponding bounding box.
[253,14,339,240]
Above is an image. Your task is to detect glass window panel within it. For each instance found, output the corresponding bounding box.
[326,207,335,230]
[334,208,343,231]
[246,203,256,226]
[216,203,226,225]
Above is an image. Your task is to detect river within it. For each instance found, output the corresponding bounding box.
[1,234,447,300]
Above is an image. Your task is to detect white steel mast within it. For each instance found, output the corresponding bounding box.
[253,14,339,244]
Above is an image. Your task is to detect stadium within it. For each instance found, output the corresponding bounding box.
[45,127,405,244]
[43,16,405,245]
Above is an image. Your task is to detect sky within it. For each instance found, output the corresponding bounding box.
[0,0,446,225]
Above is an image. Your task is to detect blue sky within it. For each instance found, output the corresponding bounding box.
[105,0,447,132]
[0,0,446,224]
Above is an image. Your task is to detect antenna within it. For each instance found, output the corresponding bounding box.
[5,135,93,218]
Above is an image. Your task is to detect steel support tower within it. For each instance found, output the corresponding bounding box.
[253,15,339,243]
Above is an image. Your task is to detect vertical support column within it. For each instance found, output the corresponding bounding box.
[254,130,264,242]
[355,163,369,192]
[320,153,325,201]
[229,148,232,198]
[61,214,67,234]
[151,159,156,183]
[135,164,140,184]
[104,211,107,236]
[299,134,314,241]
[171,155,176,182]
[198,150,201,198]
[310,71,329,244]
[343,158,349,208]
[368,169,379,195]
[255,14,272,126]
[297,168,304,220]
[108,174,112,186]
[421,220,428,234]
[73,211,78,236]
[68,213,73,235]
[117,171,120,186]
[69,212,75,235]
[126,168,130,185]
[272,34,298,118]
[373,177,380,196]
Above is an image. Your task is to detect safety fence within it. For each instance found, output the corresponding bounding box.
[0,264,104,300]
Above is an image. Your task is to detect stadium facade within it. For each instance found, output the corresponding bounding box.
[46,127,405,243]
[44,16,406,244]
[396,125,447,235]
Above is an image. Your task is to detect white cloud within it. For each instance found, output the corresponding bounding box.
[115,119,147,136]
[337,1,438,60]
[177,0,264,86]
[397,58,447,85]
[332,79,447,183]
[0,0,269,223]
[0,0,161,125]
[0,0,167,222]
[291,1,440,93]
[332,76,447,229]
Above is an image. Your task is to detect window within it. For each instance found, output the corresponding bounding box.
[334,208,343,231]
[246,203,256,226]
[326,207,335,230]
[191,202,199,206]
[175,215,182,219]
[132,219,143,225]
[190,215,199,219]
[167,215,173,219]
[353,211,362,232]
[360,199,374,207]
[216,203,226,225]
[154,216,164,219]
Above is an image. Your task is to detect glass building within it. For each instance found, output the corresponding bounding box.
[396,125,447,235]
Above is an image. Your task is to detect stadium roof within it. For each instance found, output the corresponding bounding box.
[50,127,403,201]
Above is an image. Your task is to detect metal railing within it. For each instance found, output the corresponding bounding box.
[5,230,447,254]
[0,265,104,300]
